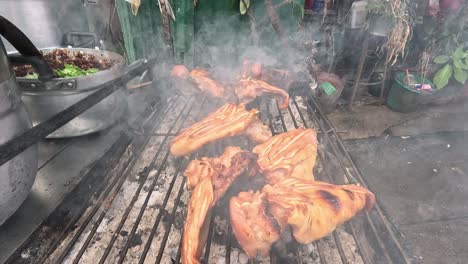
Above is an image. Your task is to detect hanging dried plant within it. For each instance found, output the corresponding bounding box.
[131,0,141,16]
[157,0,176,21]
[384,0,413,65]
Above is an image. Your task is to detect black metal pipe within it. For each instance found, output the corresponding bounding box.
[0,58,155,167]
[0,15,56,81]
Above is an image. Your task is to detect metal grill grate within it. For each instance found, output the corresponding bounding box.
[9,89,411,264]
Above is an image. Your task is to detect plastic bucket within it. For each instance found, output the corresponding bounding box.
[386,72,434,113]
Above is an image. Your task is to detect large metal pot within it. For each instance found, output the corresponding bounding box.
[16,48,127,138]
[0,35,38,225]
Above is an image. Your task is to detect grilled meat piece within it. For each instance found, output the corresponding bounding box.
[236,78,290,110]
[252,128,318,184]
[240,60,293,90]
[170,103,262,156]
[229,179,375,258]
[190,68,226,98]
[171,65,228,98]
[229,191,281,258]
[264,178,375,244]
[182,151,257,264]
[184,146,244,190]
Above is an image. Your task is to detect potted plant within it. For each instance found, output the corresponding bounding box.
[432,46,468,89]
[423,3,468,102]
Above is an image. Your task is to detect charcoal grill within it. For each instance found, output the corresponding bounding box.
[4,80,412,264]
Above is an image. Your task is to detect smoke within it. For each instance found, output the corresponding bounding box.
[184,10,318,80]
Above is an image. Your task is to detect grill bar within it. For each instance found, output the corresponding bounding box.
[29,96,178,264]
[11,89,410,264]
[290,95,372,264]
[136,154,192,264]
[300,91,410,264]
[53,96,186,263]
[286,96,349,264]
[116,120,187,263]
[297,94,391,263]
[290,98,368,264]
[155,176,187,263]
[202,213,216,263]
[114,100,196,264]
[95,98,192,264]
[271,97,334,264]
[225,218,233,263]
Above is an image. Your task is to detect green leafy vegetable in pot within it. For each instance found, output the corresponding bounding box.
[25,73,39,79]
[54,64,100,78]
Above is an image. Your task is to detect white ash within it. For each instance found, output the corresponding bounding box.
[278,102,299,131]
[317,234,343,264]
[157,188,191,264]
[266,99,286,133]
[288,97,307,128]
[336,225,364,264]
[20,249,31,259]
[297,243,321,264]
[47,134,170,264]
[110,155,181,263]
[294,95,319,131]
[137,169,185,263]
[155,97,190,134]
[207,240,226,264]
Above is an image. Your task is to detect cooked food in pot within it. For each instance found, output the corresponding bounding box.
[13,48,113,78]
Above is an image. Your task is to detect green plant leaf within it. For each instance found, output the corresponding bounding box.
[434,55,450,64]
[454,68,468,84]
[239,0,250,15]
[454,58,468,70]
[433,64,453,89]
[452,47,468,59]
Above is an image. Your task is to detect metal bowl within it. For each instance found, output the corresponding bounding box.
[16,48,127,138]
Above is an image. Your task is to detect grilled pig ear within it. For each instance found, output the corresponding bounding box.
[229,191,281,258]
[341,184,376,212]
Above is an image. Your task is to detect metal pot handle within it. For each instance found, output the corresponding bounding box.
[0,16,56,81]
[124,59,148,75]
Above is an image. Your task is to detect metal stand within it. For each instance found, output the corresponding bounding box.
[348,33,369,110]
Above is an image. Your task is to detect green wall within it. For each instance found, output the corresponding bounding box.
[117,0,304,64]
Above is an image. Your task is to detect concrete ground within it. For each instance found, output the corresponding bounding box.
[327,96,468,140]
[344,132,468,264]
